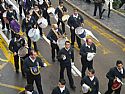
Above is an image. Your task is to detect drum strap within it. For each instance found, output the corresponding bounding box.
[52,28,60,39]
[58,6,64,15]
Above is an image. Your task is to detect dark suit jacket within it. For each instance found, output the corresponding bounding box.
[81,76,99,94]
[80,43,96,63]
[106,67,125,86]
[51,86,70,94]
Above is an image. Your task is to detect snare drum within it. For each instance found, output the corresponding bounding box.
[37,17,48,28]
[62,14,70,22]
[47,7,55,14]
[28,28,40,42]
[10,20,20,33]
[75,27,86,38]
[57,37,67,49]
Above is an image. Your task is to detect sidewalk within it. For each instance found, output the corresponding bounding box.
[68,0,125,40]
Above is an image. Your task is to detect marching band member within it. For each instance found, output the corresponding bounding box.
[22,12,38,51]
[6,4,18,38]
[67,8,84,48]
[31,3,43,37]
[40,0,51,25]
[47,24,63,62]
[55,1,67,33]
[9,33,26,74]
[57,41,76,90]
[80,38,96,78]
[23,49,47,94]
[105,60,125,94]
[51,79,70,94]
[81,69,99,94]
[0,0,8,30]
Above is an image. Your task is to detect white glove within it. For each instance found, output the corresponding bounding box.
[52,40,57,44]
[71,26,74,30]
[71,62,74,66]
[62,55,66,60]
[43,63,47,67]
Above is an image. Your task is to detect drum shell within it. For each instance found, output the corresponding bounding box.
[28,28,40,42]
[112,80,122,90]
[37,17,48,28]
[10,20,20,33]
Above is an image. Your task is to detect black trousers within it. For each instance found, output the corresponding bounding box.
[60,64,74,87]
[14,54,19,71]
[70,28,81,48]
[101,3,111,18]
[105,82,121,94]
[51,42,59,60]
[19,4,26,16]
[93,3,102,18]
[20,58,26,76]
[57,19,65,33]
[81,58,93,78]
[27,74,43,94]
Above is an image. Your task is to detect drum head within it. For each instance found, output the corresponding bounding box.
[47,7,55,14]
[37,17,48,28]
[57,38,67,49]
[28,28,35,38]
[75,27,84,35]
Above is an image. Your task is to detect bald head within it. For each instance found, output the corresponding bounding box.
[86,38,93,46]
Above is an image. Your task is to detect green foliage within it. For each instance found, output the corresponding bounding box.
[112,0,121,9]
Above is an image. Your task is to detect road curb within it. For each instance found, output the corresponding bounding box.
[112,9,125,18]
[64,0,125,41]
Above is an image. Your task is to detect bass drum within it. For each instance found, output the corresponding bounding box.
[28,28,40,42]
[37,17,48,28]
[57,37,67,49]
[112,78,122,90]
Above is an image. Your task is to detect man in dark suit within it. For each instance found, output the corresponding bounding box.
[80,38,96,78]
[22,12,38,51]
[55,1,67,33]
[81,69,99,94]
[105,60,125,94]
[57,41,76,90]
[67,8,84,48]
[51,79,70,94]
[47,24,63,62]
[24,49,47,94]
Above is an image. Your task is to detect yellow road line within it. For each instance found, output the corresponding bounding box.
[0,35,14,65]
[0,82,24,91]
[85,20,125,52]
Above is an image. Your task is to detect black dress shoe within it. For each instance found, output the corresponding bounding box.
[70,85,76,90]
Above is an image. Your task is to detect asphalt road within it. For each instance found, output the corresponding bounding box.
[0,0,125,94]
